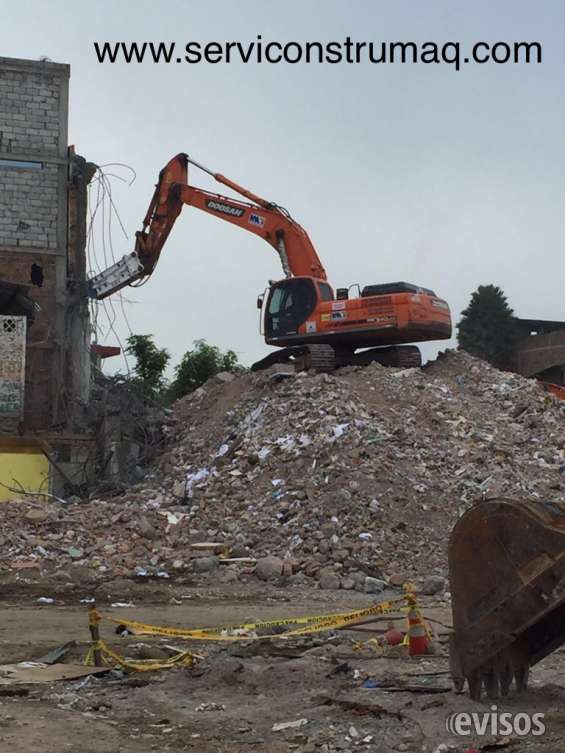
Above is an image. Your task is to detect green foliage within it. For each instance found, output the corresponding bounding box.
[457,285,519,370]
[125,334,170,399]
[168,338,245,401]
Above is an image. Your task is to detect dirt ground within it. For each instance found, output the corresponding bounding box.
[1,583,565,753]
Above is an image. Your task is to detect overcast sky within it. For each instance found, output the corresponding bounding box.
[3,1,564,373]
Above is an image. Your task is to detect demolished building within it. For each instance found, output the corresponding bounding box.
[0,56,154,500]
[0,56,95,498]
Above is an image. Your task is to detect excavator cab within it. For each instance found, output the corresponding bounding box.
[264,278,320,338]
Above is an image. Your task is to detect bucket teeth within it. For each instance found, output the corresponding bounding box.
[484,666,500,699]
[499,661,513,696]
[515,664,530,693]
[467,670,482,702]
[464,652,531,700]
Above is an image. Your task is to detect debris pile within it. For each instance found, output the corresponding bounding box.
[159,350,564,585]
[0,351,563,589]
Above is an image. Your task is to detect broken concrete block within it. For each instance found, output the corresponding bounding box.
[255,556,284,580]
[318,570,341,590]
[420,575,446,595]
[364,576,387,594]
[191,556,220,573]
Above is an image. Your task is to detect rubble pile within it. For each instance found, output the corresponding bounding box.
[0,351,563,589]
[157,350,564,586]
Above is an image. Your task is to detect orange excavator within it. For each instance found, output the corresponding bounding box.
[88,153,452,371]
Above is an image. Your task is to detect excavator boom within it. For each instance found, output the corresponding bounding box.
[88,153,325,299]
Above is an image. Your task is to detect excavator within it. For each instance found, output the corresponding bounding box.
[87,153,452,371]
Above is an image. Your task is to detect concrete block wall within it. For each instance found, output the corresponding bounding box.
[0,163,59,248]
[0,64,62,155]
[0,57,75,431]
[0,58,68,253]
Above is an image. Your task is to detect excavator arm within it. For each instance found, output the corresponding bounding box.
[88,153,326,299]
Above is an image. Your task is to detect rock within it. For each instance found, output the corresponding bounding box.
[368,498,380,513]
[364,576,387,594]
[420,575,446,595]
[53,570,72,581]
[172,480,186,499]
[137,516,158,540]
[25,509,49,523]
[229,543,250,558]
[389,573,407,588]
[255,556,284,580]
[319,570,341,590]
[341,577,355,590]
[192,556,220,573]
[335,488,352,506]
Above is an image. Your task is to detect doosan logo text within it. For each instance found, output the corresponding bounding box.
[206,200,244,217]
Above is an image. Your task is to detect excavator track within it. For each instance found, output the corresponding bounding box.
[250,346,308,372]
[307,344,336,372]
[349,345,422,369]
[251,344,422,373]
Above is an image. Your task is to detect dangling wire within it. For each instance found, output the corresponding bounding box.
[86,163,138,374]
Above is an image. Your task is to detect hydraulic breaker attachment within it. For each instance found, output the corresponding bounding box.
[87,252,144,299]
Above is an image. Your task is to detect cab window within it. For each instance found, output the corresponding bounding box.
[318,283,333,302]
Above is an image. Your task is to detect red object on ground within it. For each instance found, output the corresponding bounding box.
[384,621,404,646]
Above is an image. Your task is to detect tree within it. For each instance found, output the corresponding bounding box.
[457,285,519,370]
[125,334,170,399]
[168,339,244,401]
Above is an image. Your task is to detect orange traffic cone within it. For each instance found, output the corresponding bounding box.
[406,602,428,656]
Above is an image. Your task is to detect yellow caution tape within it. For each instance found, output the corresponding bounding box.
[352,638,384,654]
[85,590,432,671]
[84,639,201,672]
[100,597,408,641]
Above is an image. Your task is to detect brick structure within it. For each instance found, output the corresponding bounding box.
[515,319,565,387]
[0,56,91,431]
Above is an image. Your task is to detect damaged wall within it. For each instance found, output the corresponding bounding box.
[0,56,155,498]
[0,56,91,431]
[515,319,565,386]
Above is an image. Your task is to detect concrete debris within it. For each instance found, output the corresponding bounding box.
[363,577,387,594]
[255,555,285,581]
[420,575,446,596]
[191,556,220,573]
[272,718,309,732]
[0,351,562,590]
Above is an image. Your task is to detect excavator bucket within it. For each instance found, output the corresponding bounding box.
[449,497,565,701]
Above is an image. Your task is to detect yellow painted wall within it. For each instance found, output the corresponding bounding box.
[0,451,50,501]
